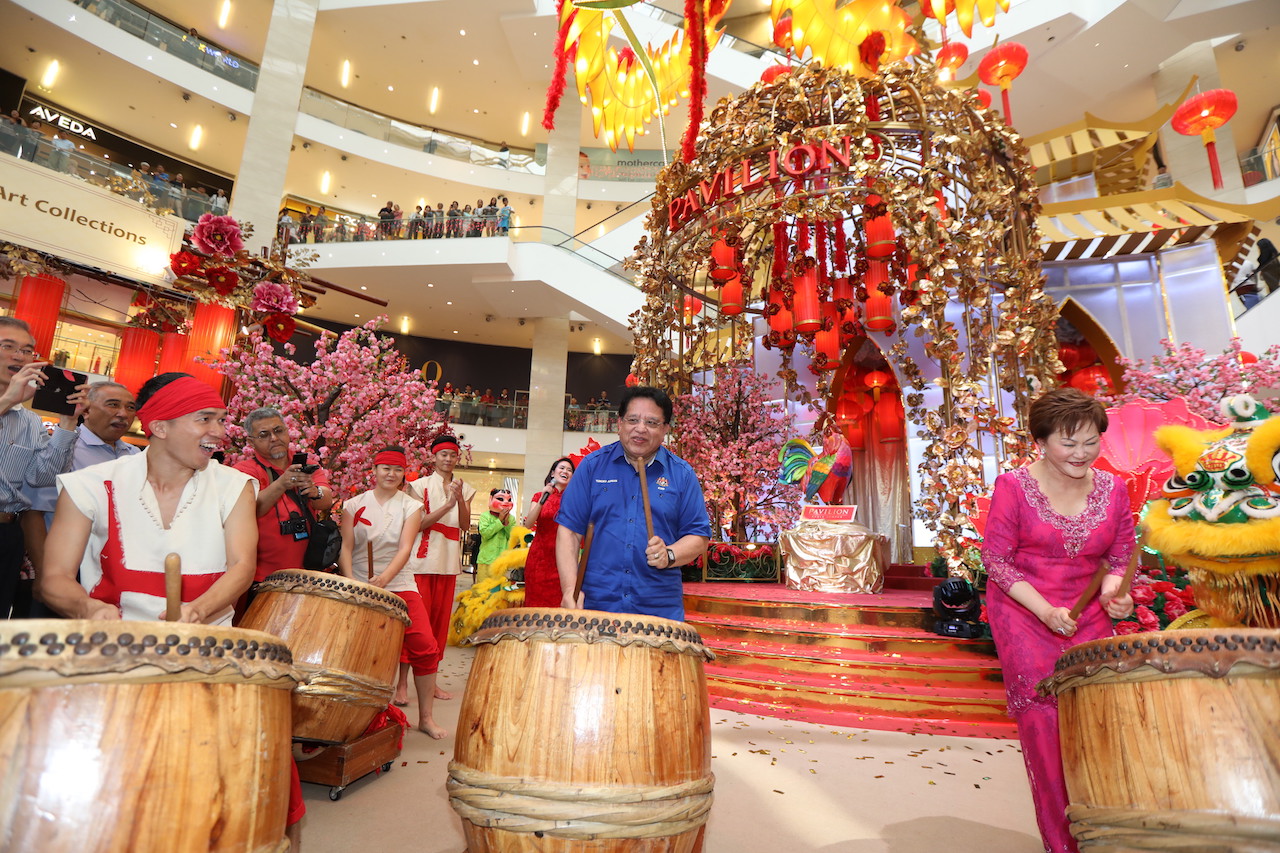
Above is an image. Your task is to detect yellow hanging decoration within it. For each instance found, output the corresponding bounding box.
[770,0,918,76]
[953,0,1011,38]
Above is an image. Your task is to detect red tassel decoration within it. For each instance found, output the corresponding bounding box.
[681,0,708,163]
[772,222,790,282]
[833,220,849,273]
[815,222,830,291]
[796,220,811,253]
[542,0,571,131]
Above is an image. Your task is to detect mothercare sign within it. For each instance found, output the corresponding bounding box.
[0,155,183,287]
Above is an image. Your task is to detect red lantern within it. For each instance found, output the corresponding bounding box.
[813,303,841,370]
[864,369,893,400]
[625,373,640,387]
[720,274,744,316]
[709,239,738,282]
[158,332,189,375]
[767,289,793,333]
[791,265,822,334]
[114,327,160,395]
[1068,364,1111,396]
[682,294,703,320]
[185,303,237,393]
[840,417,866,451]
[865,259,890,291]
[973,88,993,110]
[937,42,968,82]
[761,65,790,84]
[1238,350,1258,366]
[864,294,893,332]
[14,274,66,359]
[978,42,1028,124]
[1057,342,1082,371]
[864,215,896,258]
[875,394,905,442]
[1171,89,1238,190]
[773,16,793,50]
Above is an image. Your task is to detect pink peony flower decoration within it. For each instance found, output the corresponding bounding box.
[192,214,244,256]
[252,280,299,315]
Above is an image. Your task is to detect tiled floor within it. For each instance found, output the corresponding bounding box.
[299,644,1043,853]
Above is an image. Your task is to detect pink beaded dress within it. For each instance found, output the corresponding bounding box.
[981,467,1134,853]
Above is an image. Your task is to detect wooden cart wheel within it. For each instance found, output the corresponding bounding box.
[328,786,344,801]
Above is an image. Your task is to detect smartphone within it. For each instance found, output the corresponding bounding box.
[292,451,319,474]
[32,365,87,416]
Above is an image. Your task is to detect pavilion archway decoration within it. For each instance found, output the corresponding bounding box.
[629,59,1061,567]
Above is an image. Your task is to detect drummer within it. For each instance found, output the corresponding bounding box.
[41,372,257,625]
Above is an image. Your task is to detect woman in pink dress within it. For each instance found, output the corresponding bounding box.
[521,457,574,607]
[981,388,1135,853]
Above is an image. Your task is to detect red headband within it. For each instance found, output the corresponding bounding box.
[432,440,460,454]
[137,377,227,437]
[374,450,408,468]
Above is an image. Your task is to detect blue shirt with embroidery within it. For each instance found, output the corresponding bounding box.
[557,441,710,621]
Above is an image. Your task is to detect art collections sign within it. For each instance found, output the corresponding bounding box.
[0,156,184,287]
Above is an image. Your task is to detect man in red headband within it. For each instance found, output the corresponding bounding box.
[393,433,475,705]
[41,372,258,625]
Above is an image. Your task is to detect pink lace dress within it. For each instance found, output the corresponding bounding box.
[981,466,1134,853]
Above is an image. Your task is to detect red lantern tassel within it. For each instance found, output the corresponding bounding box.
[542,0,571,132]
[681,0,708,163]
[772,223,790,281]
[796,220,811,253]
[833,220,849,273]
[816,222,830,291]
[1204,136,1224,190]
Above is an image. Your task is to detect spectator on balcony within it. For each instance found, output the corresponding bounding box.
[313,207,330,243]
[152,164,170,185]
[48,134,76,174]
[498,197,513,236]
[483,198,500,236]
[565,396,582,430]
[0,111,21,156]
[446,201,462,238]
[377,202,395,239]
[392,203,404,239]
[462,204,478,237]
[333,216,348,241]
[499,141,510,169]
[299,207,315,243]
[408,205,425,239]
[278,210,297,244]
[211,188,229,214]
[19,121,43,162]
[1258,238,1279,295]
[430,202,445,238]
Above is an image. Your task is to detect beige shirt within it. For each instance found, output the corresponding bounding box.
[405,471,475,575]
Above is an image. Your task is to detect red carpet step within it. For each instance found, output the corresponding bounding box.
[683,574,1016,740]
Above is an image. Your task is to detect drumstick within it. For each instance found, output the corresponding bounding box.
[573,522,595,603]
[1115,535,1142,599]
[164,553,181,621]
[1068,561,1112,621]
[367,541,375,582]
[635,459,654,541]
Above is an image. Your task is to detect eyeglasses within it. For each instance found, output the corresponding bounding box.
[621,416,665,428]
[252,426,289,440]
[0,341,36,357]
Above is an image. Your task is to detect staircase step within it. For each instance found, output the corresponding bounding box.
[691,613,996,657]
[708,694,1019,739]
[704,637,1004,683]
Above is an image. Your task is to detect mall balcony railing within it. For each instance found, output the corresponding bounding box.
[0,125,225,223]
[1231,255,1280,319]
[1240,144,1280,187]
[434,397,619,434]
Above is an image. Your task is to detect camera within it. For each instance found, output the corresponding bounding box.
[279,513,309,541]
[292,452,320,475]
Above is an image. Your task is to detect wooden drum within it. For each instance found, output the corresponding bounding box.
[0,619,297,853]
[1042,628,1280,851]
[450,608,716,852]
[242,569,410,744]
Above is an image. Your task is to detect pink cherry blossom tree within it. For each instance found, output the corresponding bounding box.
[670,363,801,541]
[1098,337,1280,423]
[212,318,450,499]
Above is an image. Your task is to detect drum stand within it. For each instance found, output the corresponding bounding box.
[295,722,405,801]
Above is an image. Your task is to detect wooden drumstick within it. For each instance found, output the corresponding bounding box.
[367,541,375,582]
[635,459,654,541]
[1115,535,1142,599]
[164,553,181,621]
[1069,561,1113,621]
[573,522,595,603]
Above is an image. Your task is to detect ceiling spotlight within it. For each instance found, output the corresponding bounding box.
[227,112,237,121]
[302,141,310,149]
[181,92,191,102]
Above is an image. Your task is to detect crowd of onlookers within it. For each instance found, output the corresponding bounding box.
[279,197,515,245]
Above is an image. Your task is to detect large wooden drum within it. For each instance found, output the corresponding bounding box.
[1042,628,1280,851]
[0,619,297,853]
[450,608,716,852]
[242,569,410,744]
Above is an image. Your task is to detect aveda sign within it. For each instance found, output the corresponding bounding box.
[26,105,99,141]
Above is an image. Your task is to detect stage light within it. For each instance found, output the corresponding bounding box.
[932,577,984,638]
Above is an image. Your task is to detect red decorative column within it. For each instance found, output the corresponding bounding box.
[14,274,66,357]
[158,332,190,375]
[114,327,161,394]
[185,303,237,393]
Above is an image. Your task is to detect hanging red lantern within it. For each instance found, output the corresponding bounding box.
[864,215,897,258]
[158,331,189,375]
[973,88,993,110]
[773,16,793,51]
[720,274,744,316]
[1057,342,1082,371]
[865,259,890,291]
[776,329,796,350]
[709,239,738,282]
[864,368,893,400]
[682,294,703,320]
[114,327,160,395]
[1171,89,1238,190]
[937,42,968,82]
[1238,350,1258,366]
[791,264,822,334]
[1068,364,1111,396]
[864,293,894,333]
[14,274,66,359]
[874,394,905,442]
[761,65,790,84]
[185,302,237,393]
[840,416,867,451]
[813,303,841,370]
[978,42,1028,125]
[767,289,793,333]
[625,373,640,387]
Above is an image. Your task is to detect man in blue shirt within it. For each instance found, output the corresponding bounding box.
[555,386,710,621]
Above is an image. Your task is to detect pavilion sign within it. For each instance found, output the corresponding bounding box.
[0,155,183,287]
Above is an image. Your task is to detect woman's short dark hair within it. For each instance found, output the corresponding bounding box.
[136,372,193,409]
[618,386,672,424]
[544,456,575,485]
[1029,388,1108,442]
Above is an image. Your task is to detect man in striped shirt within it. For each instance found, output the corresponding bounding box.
[0,317,83,618]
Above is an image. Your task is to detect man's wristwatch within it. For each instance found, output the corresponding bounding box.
[666,548,676,568]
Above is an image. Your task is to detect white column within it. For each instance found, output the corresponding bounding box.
[523,318,569,496]
[227,0,320,248]
[540,105,581,243]
[1153,43,1243,196]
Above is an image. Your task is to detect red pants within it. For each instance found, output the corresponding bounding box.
[401,573,454,672]
[393,589,440,675]
[288,759,305,826]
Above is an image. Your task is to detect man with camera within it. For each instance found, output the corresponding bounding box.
[232,408,336,605]
[0,317,83,618]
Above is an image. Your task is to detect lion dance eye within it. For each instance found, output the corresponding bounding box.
[1169,470,1211,492]
[1222,467,1254,488]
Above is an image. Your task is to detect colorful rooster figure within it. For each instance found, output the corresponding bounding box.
[1146,395,1280,627]
[780,428,853,505]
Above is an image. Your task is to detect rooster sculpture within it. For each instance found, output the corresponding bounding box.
[780,429,853,504]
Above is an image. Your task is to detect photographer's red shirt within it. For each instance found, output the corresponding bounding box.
[233,452,333,581]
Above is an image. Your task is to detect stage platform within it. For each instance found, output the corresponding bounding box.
[683,565,1016,739]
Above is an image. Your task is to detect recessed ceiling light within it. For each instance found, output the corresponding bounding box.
[169,122,177,129]
[460,29,466,36]
[452,330,459,334]
[446,301,453,305]
[472,59,479,65]
[427,283,434,287]
[387,85,394,92]
[360,285,367,290]
[354,313,361,318]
